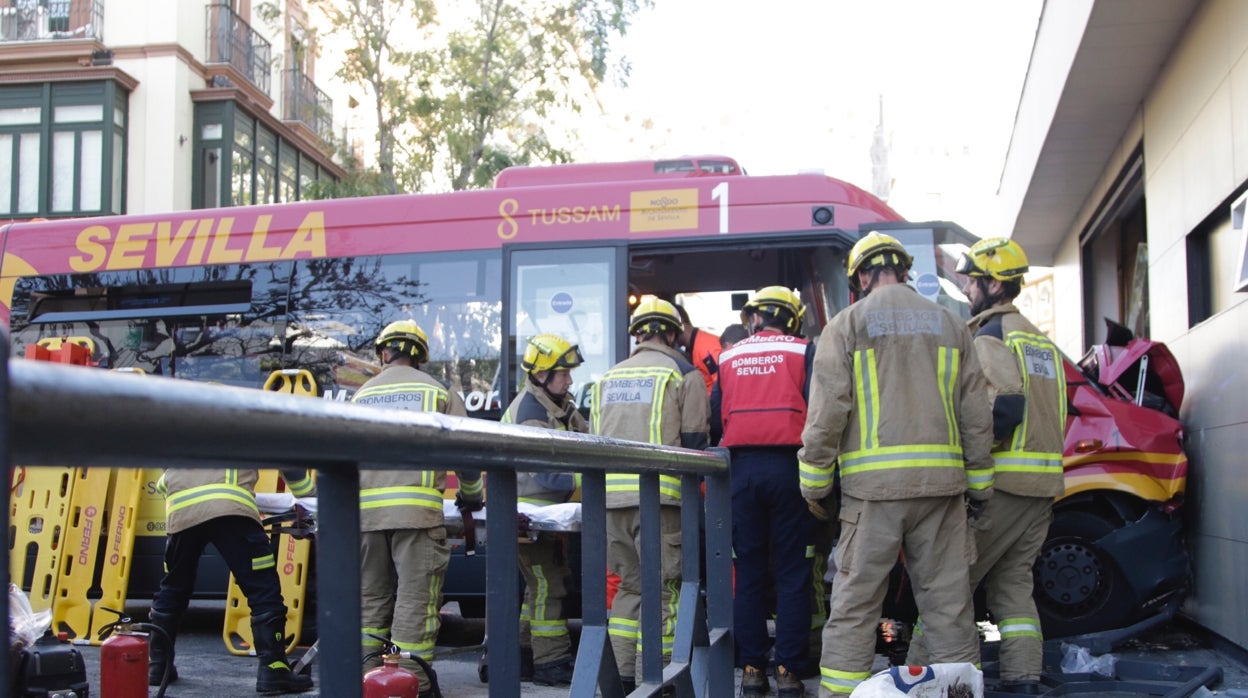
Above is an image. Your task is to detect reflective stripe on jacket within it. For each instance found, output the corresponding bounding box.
[971,304,1066,498]
[158,467,312,534]
[353,365,478,531]
[503,381,587,505]
[591,341,710,509]
[798,284,995,501]
[717,331,813,447]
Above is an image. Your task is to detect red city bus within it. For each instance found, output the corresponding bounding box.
[0,157,1187,635]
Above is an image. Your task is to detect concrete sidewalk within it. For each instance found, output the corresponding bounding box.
[55,603,1248,697]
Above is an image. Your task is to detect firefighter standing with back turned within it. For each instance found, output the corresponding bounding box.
[501,333,588,686]
[799,232,995,697]
[591,297,710,693]
[905,238,1065,694]
[149,461,315,694]
[352,320,484,698]
[713,286,817,697]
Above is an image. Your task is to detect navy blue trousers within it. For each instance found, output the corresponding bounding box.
[152,515,285,618]
[731,448,815,672]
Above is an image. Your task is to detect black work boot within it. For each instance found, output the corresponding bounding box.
[251,611,314,695]
[147,610,180,686]
[520,646,535,681]
[775,665,806,697]
[531,656,575,686]
[742,664,770,696]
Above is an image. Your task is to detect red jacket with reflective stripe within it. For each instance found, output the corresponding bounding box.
[718,331,811,447]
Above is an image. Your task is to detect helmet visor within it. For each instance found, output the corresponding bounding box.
[554,344,585,370]
[955,253,979,276]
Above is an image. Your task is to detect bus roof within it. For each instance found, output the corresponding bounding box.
[494,156,745,188]
[0,170,901,289]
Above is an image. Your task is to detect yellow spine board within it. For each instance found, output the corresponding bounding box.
[224,369,318,655]
[222,469,310,656]
[49,467,114,639]
[82,468,144,645]
[9,467,76,613]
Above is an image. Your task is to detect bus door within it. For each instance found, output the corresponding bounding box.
[503,243,626,412]
[624,233,858,337]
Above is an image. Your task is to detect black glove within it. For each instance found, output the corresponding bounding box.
[966,496,987,522]
[806,497,830,521]
[454,490,483,512]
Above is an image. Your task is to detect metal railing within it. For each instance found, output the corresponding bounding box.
[205,2,271,95]
[284,69,334,144]
[0,0,103,42]
[0,346,734,698]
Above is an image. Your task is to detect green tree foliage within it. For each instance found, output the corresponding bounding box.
[313,0,647,193]
[310,0,438,195]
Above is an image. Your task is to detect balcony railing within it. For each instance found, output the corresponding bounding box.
[0,0,103,43]
[284,69,334,143]
[205,2,270,95]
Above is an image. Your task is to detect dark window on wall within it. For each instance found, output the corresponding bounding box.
[1187,184,1248,326]
[0,81,128,218]
[193,101,336,209]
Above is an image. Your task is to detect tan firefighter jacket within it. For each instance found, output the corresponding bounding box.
[591,340,710,509]
[159,467,315,535]
[968,303,1066,498]
[503,379,588,505]
[352,364,483,531]
[798,283,995,502]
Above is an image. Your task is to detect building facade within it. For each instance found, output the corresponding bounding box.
[999,0,1248,650]
[0,0,342,220]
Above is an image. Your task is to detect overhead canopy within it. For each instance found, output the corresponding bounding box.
[997,0,1200,264]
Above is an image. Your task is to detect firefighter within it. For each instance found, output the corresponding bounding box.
[714,286,817,697]
[675,302,723,394]
[798,231,995,697]
[352,319,484,697]
[590,297,710,692]
[149,463,315,693]
[501,333,588,686]
[905,238,1065,694]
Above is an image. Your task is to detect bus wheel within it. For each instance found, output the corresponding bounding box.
[1033,508,1133,638]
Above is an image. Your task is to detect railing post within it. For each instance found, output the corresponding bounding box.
[703,449,734,698]
[484,467,519,697]
[570,469,624,697]
[315,462,362,698]
[0,337,11,696]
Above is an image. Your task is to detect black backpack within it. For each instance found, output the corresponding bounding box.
[11,630,89,697]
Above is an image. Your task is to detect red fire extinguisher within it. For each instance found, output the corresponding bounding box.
[97,607,176,698]
[98,617,149,697]
[363,636,441,698]
[363,652,421,698]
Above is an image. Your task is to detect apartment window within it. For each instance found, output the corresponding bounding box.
[277,141,294,203]
[255,125,276,204]
[232,112,254,205]
[193,100,335,209]
[0,81,128,217]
